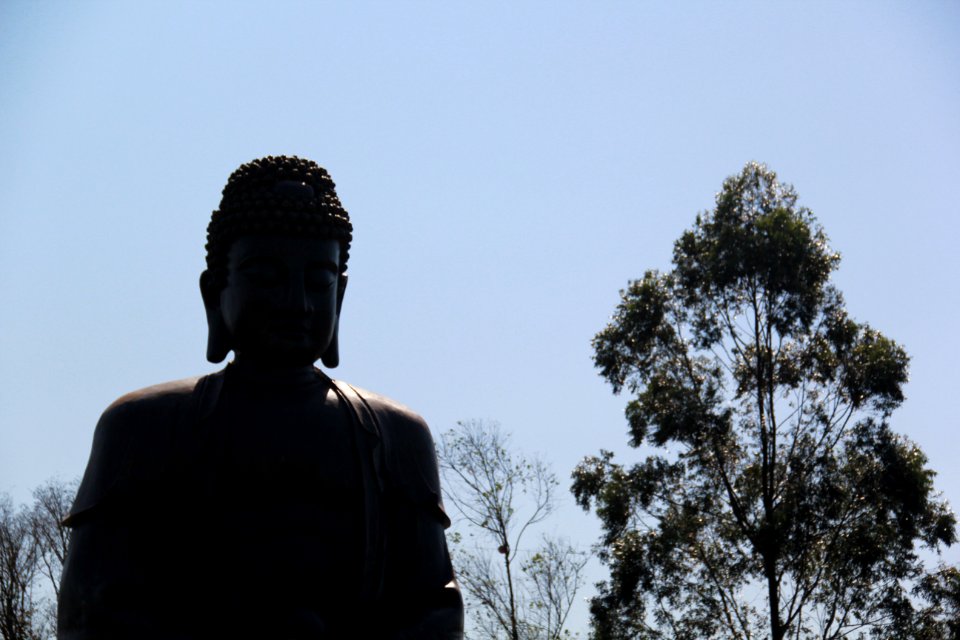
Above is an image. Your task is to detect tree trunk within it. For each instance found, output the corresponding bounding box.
[503,546,520,640]
[765,556,784,640]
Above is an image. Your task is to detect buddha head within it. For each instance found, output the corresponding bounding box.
[200,156,353,368]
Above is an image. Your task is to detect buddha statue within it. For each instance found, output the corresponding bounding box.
[58,156,464,639]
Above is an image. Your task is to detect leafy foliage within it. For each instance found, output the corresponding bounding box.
[573,163,956,640]
[440,420,589,639]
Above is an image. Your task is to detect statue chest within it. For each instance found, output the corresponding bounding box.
[187,377,367,609]
[214,384,361,500]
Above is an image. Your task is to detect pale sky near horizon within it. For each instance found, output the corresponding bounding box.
[2,1,958,633]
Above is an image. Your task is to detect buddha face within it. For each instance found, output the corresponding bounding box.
[211,234,345,368]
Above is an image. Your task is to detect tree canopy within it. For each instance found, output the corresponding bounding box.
[572,163,956,640]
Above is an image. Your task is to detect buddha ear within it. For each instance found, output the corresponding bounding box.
[321,274,348,369]
[200,270,232,364]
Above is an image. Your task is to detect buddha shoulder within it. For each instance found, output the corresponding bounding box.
[338,382,448,524]
[104,376,205,421]
[93,376,210,449]
[66,375,209,526]
[335,382,434,448]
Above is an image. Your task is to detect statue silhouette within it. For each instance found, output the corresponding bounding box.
[58,156,464,639]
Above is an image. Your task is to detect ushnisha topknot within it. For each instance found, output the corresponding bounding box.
[204,155,353,287]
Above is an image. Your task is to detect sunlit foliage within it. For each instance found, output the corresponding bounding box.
[573,163,956,640]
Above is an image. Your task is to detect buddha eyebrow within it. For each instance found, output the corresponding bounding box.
[310,259,340,272]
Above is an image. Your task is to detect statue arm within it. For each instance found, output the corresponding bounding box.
[59,394,194,639]
[379,410,464,639]
[59,512,192,640]
[386,513,464,640]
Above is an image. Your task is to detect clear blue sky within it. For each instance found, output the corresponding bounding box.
[2,1,958,633]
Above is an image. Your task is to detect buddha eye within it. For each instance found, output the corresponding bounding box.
[306,265,338,291]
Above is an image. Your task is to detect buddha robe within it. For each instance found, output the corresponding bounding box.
[58,365,463,638]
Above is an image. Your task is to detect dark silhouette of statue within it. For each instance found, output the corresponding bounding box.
[58,157,464,639]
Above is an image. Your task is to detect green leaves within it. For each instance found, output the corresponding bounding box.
[593,272,675,395]
[674,163,840,342]
[577,163,956,640]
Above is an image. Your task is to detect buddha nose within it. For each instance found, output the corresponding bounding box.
[283,273,312,314]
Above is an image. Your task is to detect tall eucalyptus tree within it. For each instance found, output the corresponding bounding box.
[573,163,956,640]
